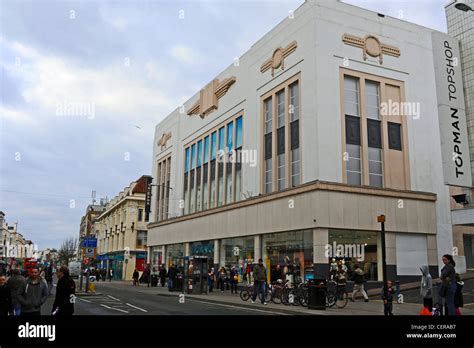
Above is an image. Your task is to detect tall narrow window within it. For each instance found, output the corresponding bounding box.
[165,157,171,218]
[366,80,383,188]
[156,156,171,221]
[190,144,196,213]
[217,127,225,206]
[226,121,234,204]
[156,162,162,220]
[196,140,202,211]
[344,76,362,185]
[203,136,209,210]
[264,97,273,194]
[235,116,243,202]
[184,147,189,215]
[210,132,217,208]
[289,81,300,187]
[276,90,285,191]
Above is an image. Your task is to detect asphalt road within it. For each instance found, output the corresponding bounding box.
[40,278,278,315]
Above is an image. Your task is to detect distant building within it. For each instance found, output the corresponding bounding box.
[96,175,151,280]
[446,0,474,272]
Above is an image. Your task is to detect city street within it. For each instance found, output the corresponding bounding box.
[40,278,280,315]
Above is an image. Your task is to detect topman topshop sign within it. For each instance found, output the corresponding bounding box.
[432,32,472,187]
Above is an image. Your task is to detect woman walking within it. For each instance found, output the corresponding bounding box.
[217,267,227,293]
[132,269,139,286]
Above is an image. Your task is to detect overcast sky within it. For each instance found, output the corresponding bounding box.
[0,0,449,250]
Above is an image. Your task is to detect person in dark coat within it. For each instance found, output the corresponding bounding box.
[454,273,464,315]
[167,265,176,291]
[0,275,13,315]
[159,265,167,287]
[101,268,106,281]
[440,254,456,316]
[271,264,283,283]
[52,266,76,316]
[6,269,26,316]
[45,266,53,293]
[133,269,139,286]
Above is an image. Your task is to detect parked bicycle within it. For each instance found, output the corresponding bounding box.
[240,282,272,303]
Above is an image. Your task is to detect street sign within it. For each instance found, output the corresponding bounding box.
[85,248,95,257]
[84,238,97,248]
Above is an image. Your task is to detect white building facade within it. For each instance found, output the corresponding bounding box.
[147,0,472,283]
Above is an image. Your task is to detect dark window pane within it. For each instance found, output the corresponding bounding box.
[277,127,285,155]
[367,119,382,149]
[388,122,402,151]
[345,115,361,146]
[265,133,272,160]
[290,120,299,150]
[184,173,188,191]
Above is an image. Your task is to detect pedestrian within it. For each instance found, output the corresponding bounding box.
[382,280,394,316]
[6,269,26,316]
[350,264,368,302]
[454,273,464,316]
[159,265,167,287]
[217,267,227,292]
[45,266,53,294]
[18,267,49,316]
[167,265,176,291]
[95,268,101,282]
[420,264,433,310]
[439,254,456,316]
[271,264,283,283]
[101,268,106,281]
[251,259,267,305]
[108,269,113,282]
[0,274,13,316]
[52,266,75,316]
[230,266,238,294]
[133,269,139,286]
[208,267,215,293]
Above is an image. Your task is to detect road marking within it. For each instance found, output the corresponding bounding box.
[100,304,129,313]
[77,298,91,303]
[125,303,148,312]
[107,295,120,301]
[187,299,288,315]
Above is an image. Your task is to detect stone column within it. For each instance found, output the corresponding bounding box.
[213,239,220,270]
[254,235,261,261]
[185,242,190,257]
[313,228,329,279]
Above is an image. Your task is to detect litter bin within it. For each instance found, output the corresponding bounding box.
[151,274,158,287]
[308,279,326,310]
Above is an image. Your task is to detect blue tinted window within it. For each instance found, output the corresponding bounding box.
[236,116,242,148]
[185,147,190,172]
[191,144,196,169]
[227,122,233,151]
[211,132,217,160]
[218,127,225,151]
[204,136,209,163]
[197,140,203,166]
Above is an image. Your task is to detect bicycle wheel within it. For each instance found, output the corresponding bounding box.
[326,290,337,308]
[240,288,250,301]
[336,290,348,308]
[299,289,308,307]
[264,288,272,303]
[271,287,282,304]
[281,288,291,305]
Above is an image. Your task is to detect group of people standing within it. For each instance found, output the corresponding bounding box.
[207,266,239,294]
[0,265,76,316]
[88,268,113,282]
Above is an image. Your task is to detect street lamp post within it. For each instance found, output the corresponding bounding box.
[377,215,388,300]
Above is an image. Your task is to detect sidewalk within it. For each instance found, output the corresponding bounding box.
[93,279,474,316]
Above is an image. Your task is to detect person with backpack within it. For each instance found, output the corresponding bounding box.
[350,264,368,302]
[6,269,26,316]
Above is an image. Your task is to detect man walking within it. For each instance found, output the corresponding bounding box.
[19,267,49,315]
[350,264,368,302]
[6,269,26,316]
[52,266,76,316]
[251,259,267,305]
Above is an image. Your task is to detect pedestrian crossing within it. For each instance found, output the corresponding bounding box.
[77,294,148,314]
